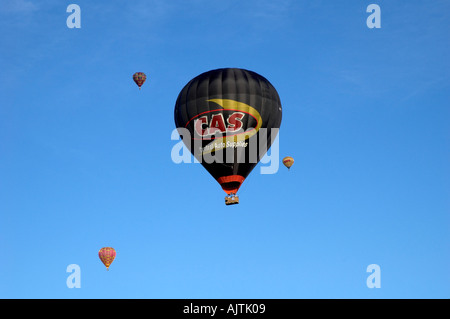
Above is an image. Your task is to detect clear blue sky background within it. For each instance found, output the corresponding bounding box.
[0,0,448,299]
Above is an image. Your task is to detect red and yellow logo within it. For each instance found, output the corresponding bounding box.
[185,99,262,155]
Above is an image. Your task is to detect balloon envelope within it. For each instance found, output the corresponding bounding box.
[133,72,146,89]
[174,68,282,195]
[98,247,116,270]
[283,156,294,169]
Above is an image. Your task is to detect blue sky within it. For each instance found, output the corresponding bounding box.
[0,0,449,298]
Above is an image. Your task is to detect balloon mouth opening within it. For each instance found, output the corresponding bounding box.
[217,175,245,194]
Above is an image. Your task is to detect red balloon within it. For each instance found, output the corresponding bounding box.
[98,247,116,270]
[133,72,146,89]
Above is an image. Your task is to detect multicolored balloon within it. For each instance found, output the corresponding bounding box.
[174,68,282,204]
[98,247,116,270]
[133,72,146,89]
[283,156,294,170]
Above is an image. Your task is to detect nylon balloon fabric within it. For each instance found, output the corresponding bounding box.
[98,247,116,270]
[133,72,146,89]
[174,68,282,195]
[283,156,294,169]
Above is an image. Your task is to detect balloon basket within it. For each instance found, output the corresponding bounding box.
[225,194,239,205]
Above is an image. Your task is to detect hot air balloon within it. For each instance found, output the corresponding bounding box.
[98,247,116,270]
[133,72,146,89]
[283,156,294,170]
[174,68,282,205]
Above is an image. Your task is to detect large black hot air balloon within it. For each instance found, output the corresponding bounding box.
[174,68,282,205]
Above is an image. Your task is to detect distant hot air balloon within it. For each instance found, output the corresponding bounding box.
[133,72,146,89]
[283,156,294,170]
[98,247,116,270]
[174,68,282,205]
